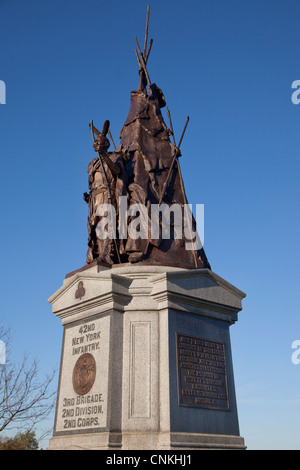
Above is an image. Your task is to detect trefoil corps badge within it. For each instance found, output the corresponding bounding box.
[75,281,86,300]
[72,353,96,395]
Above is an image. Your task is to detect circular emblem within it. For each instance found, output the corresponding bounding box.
[72,353,96,395]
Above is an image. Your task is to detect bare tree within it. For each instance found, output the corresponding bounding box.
[0,324,56,435]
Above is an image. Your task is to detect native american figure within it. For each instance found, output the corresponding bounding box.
[84,121,127,265]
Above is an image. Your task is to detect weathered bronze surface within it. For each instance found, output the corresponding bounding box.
[83,6,210,270]
[84,121,127,265]
[176,333,229,411]
[72,353,96,396]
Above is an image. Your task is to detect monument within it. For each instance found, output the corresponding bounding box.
[48,7,246,450]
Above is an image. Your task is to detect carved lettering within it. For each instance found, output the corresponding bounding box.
[55,315,110,433]
[176,333,229,410]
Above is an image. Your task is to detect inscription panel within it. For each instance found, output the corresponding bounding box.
[176,333,229,411]
[55,315,110,434]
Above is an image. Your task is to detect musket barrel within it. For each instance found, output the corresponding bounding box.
[178,116,189,148]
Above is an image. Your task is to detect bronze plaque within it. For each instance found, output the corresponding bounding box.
[72,353,96,396]
[176,333,229,411]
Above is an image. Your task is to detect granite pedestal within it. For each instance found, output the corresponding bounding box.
[48,264,246,450]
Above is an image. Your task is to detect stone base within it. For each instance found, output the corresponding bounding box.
[48,264,246,450]
[48,431,246,450]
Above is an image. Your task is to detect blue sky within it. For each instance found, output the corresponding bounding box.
[1,0,300,449]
